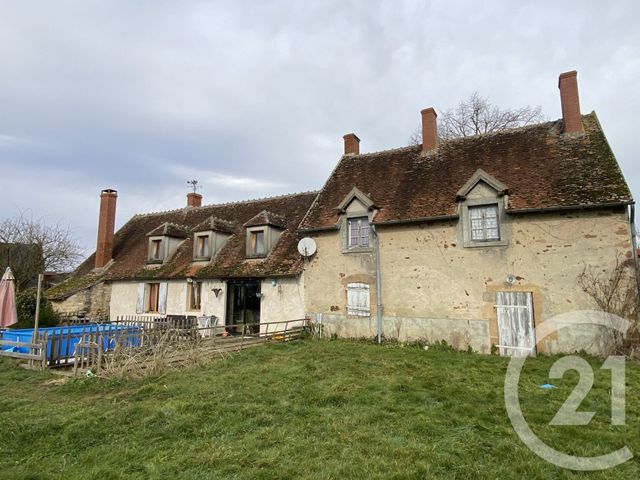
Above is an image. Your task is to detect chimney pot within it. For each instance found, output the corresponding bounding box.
[558,70,583,134]
[343,133,360,155]
[95,189,117,269]
[187,192,202,208]
[421,107,438,153]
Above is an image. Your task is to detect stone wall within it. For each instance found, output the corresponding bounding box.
[304,207,636,355]
[51,282,111,318]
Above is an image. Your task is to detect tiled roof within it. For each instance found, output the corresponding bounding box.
[193,216,236,234]
[243,210,287,229]
[49,192,318,299]
[146,222,188,238]
[299,113,633,230]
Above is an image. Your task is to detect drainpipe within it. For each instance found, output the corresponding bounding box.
[371,224,383,344]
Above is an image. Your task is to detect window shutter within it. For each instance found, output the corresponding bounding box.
[347,283,370,316]
[158,282,168,315]
[136,283,145,314]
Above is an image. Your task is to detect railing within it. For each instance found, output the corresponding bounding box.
[0,333,48,370]
[72,318,309,375]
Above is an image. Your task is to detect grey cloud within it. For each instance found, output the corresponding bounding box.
[0,0,638,257]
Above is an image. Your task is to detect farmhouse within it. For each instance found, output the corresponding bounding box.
[49,71,638,355]
[48,191,317,333]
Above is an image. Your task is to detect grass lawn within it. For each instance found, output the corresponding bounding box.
[0,339,638,479]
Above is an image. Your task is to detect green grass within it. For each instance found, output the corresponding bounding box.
[0,339,638,479]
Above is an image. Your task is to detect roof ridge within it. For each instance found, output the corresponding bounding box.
[349,144,420,159]
[132,190,319,218]
[347,116,577,159]
[437,117,564,145]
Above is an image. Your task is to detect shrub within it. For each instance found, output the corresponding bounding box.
[14,288,60,328]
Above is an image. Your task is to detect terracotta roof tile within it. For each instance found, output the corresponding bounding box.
[50,192,318,298]
[146,222,188,238]
[299,113,633,230]
[193,216,236,234]
[243,210,287,228]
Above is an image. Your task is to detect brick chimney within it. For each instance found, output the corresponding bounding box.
[558,70,583,134]
[343,133,360,155]
[187,192,202,207]
[95,189,117,269]
[421,107,438,153]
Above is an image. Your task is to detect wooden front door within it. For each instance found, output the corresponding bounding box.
[496,291,536,357]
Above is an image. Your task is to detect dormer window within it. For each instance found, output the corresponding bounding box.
[348,217,369,248]
[146,222,188,264]
[337,188,376,253]
[150,239,163,261]
[250,230,265,256]
[457,169,509,248]
[469,205,500,241]
[191,216,235,262]
[195,234,210,259]
[243,210,286,258]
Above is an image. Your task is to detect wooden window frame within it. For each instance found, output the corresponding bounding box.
[146,283,160,313]
[187,281,202,311]
[147,237,165,263]
[347,216,370,248]
[468,204,500,242]
[460,197,508,248]
[248,229,266,257]
[194,234,211,260]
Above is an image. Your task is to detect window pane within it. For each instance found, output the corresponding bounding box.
[189,281,201,310]
[486,228,499,240]
[348,219,358,246]
[348,217,369,247]
[197,236,209,257]
[471,229,484,240]
[152,240,162,260]
[469,205,500,242]
[360,221,369,246]
[148,283,159,312]
[253,231,265,254]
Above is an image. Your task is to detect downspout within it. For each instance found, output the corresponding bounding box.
[372,224,383,344]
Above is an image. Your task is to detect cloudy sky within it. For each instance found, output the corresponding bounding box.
[0,1,638,259]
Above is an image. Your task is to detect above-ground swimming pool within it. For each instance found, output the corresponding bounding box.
[1,324,141,364]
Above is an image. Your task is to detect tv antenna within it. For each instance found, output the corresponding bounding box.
[187,179,200,193]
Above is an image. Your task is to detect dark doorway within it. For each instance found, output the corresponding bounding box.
[226,279,261,334]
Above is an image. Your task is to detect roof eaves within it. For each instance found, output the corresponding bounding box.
[506,201,632,215]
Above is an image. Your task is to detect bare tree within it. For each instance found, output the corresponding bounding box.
[409,92,544,144]
[578,255,639,356]
[0,212,82,288]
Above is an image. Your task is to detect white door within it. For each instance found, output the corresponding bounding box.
[496,291,535,357]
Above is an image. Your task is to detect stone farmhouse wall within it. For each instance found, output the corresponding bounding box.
[303,207,635,355]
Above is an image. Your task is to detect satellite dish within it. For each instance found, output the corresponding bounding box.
[297,237,317,257]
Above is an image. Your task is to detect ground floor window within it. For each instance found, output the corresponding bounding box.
[188,280,202,310]
[147,283,160,312]
[136,282,167,315]
[347,283,370,316]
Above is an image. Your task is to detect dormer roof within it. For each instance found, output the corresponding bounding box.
[193,216,236,234]
[243,210,287,229]
[146,222,188,238]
